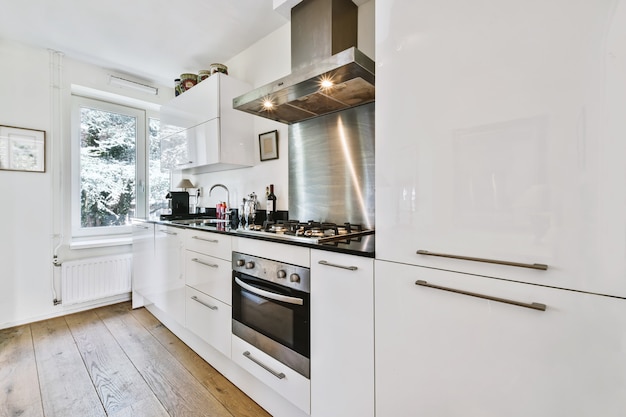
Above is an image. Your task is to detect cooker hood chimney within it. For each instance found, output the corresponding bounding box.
[232,0,374,124]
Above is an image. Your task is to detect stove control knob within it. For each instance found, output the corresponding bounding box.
[290,273,301,283]
[277,270,287,279]
[236,259,245,267]
[245,261,255,269]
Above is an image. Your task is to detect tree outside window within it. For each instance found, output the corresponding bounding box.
[79,106,137,227]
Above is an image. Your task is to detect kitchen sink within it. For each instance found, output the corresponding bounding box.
[171,218,230,226]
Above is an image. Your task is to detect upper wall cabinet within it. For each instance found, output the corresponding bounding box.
[160,74,254,173]
[375,0,626,298]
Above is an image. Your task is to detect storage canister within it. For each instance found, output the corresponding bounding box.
[198,70,211,82]
[209,63,228,75]
[180,73,198,91]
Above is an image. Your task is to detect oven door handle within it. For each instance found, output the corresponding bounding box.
[234,277,304,306]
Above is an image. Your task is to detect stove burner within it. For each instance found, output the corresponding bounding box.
[251,219,373,244]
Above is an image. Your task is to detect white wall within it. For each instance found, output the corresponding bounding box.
[0,39,171,328]
[0,40,53,326]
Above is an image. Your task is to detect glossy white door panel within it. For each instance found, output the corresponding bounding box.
[131,220,154,308]
[232,335,311,415]
[233,238,310,267]
[160,75,220,134]
[153,225,185,325]
[184,250,231,305]
[375,260,626,417]
[375,0,626,296]
[160,73,254,172]
[184,229,232,260]
[185,286,231,358]
[310,250,374,417]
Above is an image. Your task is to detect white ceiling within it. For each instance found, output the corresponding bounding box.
[0,0,291,86]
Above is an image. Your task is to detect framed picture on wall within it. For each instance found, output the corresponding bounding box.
[259,130,278,161]
[0,125,46,173]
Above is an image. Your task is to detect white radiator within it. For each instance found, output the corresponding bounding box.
[61,254,132,305]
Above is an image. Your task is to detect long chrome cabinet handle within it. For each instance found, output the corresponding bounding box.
[234,277,304,305]
[415,280,547,311]
[134,224,149,230]
[318,260,358,271]
[159,229,178,235]
[176,161,193,166]
[190,295,218,310]
[243,351,286,379]
[192,235,219,243]
[191,258,219,268]
[416,250,548,271]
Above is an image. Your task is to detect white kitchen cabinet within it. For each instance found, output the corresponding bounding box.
[232,237,310,267]
[375,0,626,297]
[232,335,311,415]
[186,286,232,358]
[152,224,185,325]
[375,260,626,417]
[184,229,232,356]
[160,73,254,172]
[310,250,374,417]
[185,228,232,261]
[131,220,154,308]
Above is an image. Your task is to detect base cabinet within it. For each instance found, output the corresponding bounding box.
[131,220,154,308]
[152,225,185,326]
[310,250,374,417]
[232,335,311,415]
[375,260,626,417]
[185,286,231,358]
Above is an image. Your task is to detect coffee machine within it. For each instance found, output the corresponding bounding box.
[168,191,189,215]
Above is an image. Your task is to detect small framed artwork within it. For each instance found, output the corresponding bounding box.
[0,125,46,173]
[259,130,278,161]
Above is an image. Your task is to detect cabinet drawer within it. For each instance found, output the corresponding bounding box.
[185,229,231,260]
[185,286,231,358]
[233,238,310,267]
[184,250,231,304]
[232,335,310,414]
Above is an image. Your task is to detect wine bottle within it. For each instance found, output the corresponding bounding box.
[266,184,277,221]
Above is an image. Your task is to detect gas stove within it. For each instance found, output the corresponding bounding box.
[236,219,374,244]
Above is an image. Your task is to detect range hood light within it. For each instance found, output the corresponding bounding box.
[262,97,275,110]
[320,77,334,89]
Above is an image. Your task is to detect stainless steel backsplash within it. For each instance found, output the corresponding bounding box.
[288,103,375,228]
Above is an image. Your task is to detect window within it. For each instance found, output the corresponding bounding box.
[148,117,170,216]
[71,95,168,237]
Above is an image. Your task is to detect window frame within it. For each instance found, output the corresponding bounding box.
[70,95,148,238]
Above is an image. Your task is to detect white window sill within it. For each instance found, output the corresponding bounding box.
[70,236,132,250]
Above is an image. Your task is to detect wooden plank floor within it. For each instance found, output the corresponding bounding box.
[0,302,272,417]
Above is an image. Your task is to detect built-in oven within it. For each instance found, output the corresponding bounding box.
[232,251,310,378]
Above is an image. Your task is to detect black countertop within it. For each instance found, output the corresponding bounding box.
[136,218,375,258]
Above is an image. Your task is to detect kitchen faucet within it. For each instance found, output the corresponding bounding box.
[209,184,230,219]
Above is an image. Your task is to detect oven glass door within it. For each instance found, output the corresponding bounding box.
[232,271,310,358]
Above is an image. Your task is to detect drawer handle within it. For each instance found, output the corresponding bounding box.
[159,229,178,235]
[243,351,286,379]
[317,260,358,271]
[191,258,219,268]
[134,224,149,230]
[192,236,219,243]
[190,295,218,310]
[415,280,547,311]
[416,250,548,271]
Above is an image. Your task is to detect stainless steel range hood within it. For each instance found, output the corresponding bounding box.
[232,0,375,125]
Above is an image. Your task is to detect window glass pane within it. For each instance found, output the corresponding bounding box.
[79,106,136,227]
[148,117,170,216]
